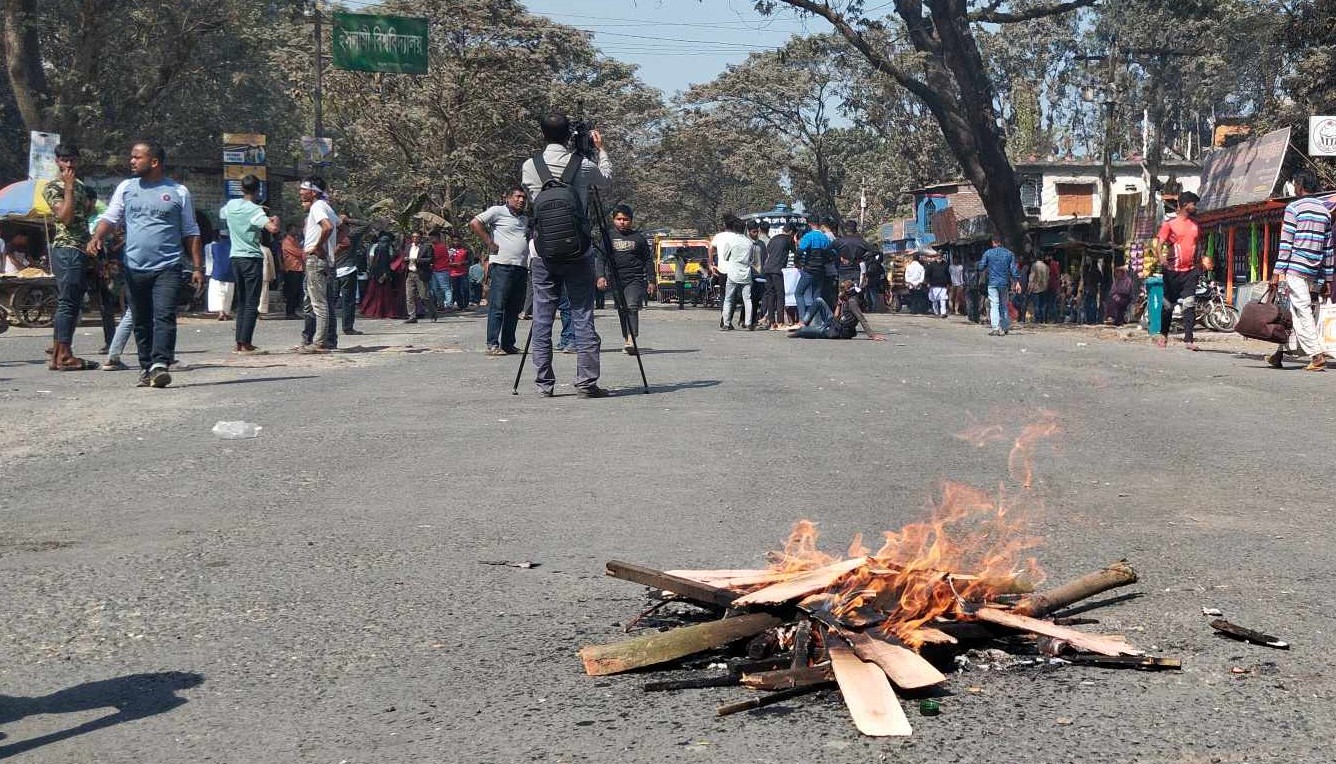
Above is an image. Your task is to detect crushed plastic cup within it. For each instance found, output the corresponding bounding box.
[212,421,262,439]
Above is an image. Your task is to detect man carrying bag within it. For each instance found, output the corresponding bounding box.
[1258,170,1334,371]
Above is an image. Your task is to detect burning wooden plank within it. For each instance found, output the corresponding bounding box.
[838,629,947,689]
[908,627,957,645]
[665,568,794,589]
[973,607,1141,657]
[732,557,869,607]
[828,641,913,737]
[604,561,738,609]
[579,613,782,676]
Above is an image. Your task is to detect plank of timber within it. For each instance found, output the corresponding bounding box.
[908,627,957,645]
[838,629,946,689]
[605,561,738,609]
[828,641,913,737]
[579,613,783,676]
[741,664,833,691]
[973,607,1141,657]
[664,569,792,589]
[732,557,869,607]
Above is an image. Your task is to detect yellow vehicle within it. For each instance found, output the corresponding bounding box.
[653,235,712,304]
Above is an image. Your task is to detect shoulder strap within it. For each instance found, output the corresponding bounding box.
[533,153,553,185]
[558,153,582,186]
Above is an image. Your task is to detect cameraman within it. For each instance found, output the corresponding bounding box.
[520,112,612,398]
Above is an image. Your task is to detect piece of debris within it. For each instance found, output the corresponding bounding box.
[479,560,538,569]
[1210,618,1288,649]
[1201,607,1224,617]
[212,421,262,439]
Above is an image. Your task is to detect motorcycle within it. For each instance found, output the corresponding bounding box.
[1136,277,1239,332]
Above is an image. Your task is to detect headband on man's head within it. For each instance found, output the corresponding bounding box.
[299,181,326,196]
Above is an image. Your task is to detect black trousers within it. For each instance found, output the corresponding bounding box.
[232,258,264,347]
[1161,268,1199,342]
[762,271,784,324]
[282,271,304,316]
[125,267,180,370]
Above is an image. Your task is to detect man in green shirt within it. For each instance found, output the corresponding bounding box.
[43,143,98,370]
[220,174,279,353]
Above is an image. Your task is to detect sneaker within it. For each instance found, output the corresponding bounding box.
[553,343,570,353]
[560,345,576,354]
[102,357,129,371]
[403,318,418,324]
[988,329,1001,336]
[343,328,364,335]
[1264,349,1284,369]
[136,370,152,387]
[536,387,554,397]
[576,384,610,398]
[149,365,172,388]
[720,324,735,332]
[502,346,521,355]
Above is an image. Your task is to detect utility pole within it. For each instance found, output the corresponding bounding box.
[1099,37,1117,244]
[313,0,324,139]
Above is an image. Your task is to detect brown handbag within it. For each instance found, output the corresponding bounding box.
[1235,283,1292,343]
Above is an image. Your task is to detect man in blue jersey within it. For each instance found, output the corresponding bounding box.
[89,141,203,388]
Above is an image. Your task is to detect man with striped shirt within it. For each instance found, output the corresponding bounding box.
[1267,170,1335,371]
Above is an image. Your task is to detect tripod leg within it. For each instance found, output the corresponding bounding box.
[511,321,533,395]
[587,187,650,393]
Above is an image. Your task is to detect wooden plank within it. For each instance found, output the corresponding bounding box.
[839,629,946,689]
[1209,618,1289,649]
[908,627,957,645]
[828,641,913,737]
[741,664,834,691]
[664,569,792,589]
[604,560,738,609]
[973,607,1141,657]
[579,613,782,676]
[732,557,868,607]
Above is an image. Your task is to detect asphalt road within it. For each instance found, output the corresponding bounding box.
[1,304,1333,763]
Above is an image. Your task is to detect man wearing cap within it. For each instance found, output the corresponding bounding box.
[89,141,204,387]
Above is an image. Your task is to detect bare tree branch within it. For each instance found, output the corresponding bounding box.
[968,0,1099,24]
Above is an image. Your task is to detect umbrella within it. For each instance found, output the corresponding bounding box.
[0,179,53,218]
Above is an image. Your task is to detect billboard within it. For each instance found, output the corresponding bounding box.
[331,13,428,74]
[28,131,60,180]
[222,132,267,202]
[1197,127,1290,211]
[1310,116,1336,157]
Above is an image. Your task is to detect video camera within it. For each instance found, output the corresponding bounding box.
[570,99,598,161]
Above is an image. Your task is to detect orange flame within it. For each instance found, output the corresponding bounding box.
[762,415,1059,650]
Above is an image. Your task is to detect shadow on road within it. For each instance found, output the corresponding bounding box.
[0,671,203,758]
[644,379,722,394]
[636,348,700,355]
[183,374,319,388]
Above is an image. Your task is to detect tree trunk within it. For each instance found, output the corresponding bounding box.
[2,0,50,132]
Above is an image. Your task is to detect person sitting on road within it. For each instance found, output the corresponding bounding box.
[788,280,885,341]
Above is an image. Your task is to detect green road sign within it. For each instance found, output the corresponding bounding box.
[331,12,428,74]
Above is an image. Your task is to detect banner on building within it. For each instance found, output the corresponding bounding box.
[222,132,267,202]
[331,12,429,74]
[28,131,60,181]
[1310,116,1336,157]
[1197,126,1290,211]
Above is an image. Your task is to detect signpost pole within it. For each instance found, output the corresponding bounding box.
[314,2,324,139]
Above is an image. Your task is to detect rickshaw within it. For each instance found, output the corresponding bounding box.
[653,235,713,306]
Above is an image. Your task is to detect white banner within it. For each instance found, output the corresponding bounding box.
[1310,116,1336,157]
[28,131,60,180]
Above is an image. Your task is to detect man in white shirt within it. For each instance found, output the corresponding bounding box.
[402,231,434,324]
[471,186,530,355]
[905,250,927,314]
[298,176,337,353]
[711,214,755,331]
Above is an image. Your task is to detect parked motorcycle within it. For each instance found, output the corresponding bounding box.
[1136,277,1239,332]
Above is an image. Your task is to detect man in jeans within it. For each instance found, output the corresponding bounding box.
[520,112,613,398]
[429,230,454,312]
[220,174,279,354]
[45,143,99,370]
[325,215,360,346]
[1266,170,1335,371]
[977,236,1020,336]
[88,141,203,387]
[297,176,337,352]
[471,186,529,355]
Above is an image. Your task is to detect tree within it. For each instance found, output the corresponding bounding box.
[0,0,302,174]
[763,0,1098,254]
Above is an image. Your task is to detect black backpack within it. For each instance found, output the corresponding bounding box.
[530,153,588,262]
[865,252,886,280]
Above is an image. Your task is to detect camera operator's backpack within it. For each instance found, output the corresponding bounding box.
[530,153,589,262]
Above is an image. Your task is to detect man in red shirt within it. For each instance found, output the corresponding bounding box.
[429,231,453,312]
[1153,191,1208,350]
[446,232,472,310]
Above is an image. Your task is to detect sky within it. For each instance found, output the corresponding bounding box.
[520,0,819,96]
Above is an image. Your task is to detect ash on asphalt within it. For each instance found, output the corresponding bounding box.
[1,305,1334,763]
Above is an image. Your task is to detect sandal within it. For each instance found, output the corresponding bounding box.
[1304,354,1326,372]
[55,357,100,371]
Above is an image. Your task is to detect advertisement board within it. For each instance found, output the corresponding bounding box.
[331,13,429,74]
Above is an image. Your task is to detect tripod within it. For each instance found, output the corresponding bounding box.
[512,185,650,395]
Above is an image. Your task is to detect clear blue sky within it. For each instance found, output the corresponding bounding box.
[521,1,819,96]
